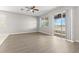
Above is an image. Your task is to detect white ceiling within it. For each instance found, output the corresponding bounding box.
[0,6,56,16]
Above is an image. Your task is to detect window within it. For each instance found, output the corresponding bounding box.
[41,16,49,27]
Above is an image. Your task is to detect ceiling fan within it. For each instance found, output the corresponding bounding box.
[21,6,39,13]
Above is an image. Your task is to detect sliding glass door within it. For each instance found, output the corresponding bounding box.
[54,13,66,38]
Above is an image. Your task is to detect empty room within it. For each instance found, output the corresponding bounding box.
[0,6,79,53]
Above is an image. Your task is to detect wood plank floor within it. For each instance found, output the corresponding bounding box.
[0,32,79,53]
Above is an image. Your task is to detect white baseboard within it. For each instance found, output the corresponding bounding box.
[0,34,9,46]
[73,40,79,42]
[10,31,37,35]
[65,39,75,43]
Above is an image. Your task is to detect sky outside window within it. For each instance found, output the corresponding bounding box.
[55,18,65,25]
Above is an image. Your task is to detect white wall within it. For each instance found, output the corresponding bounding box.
[0,11,37,34]
[72,7,79,42]
[0,11,37,45]
[7,14,37,34]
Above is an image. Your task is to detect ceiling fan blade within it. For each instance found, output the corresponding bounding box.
[31,6,35,9]
[34,9,39,11]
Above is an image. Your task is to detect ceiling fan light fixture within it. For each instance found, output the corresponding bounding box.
[21,6,39,13]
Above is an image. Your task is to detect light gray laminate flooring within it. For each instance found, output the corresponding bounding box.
[0,32,79,53]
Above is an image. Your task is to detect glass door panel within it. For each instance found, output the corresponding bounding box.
[54,13,66,38]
